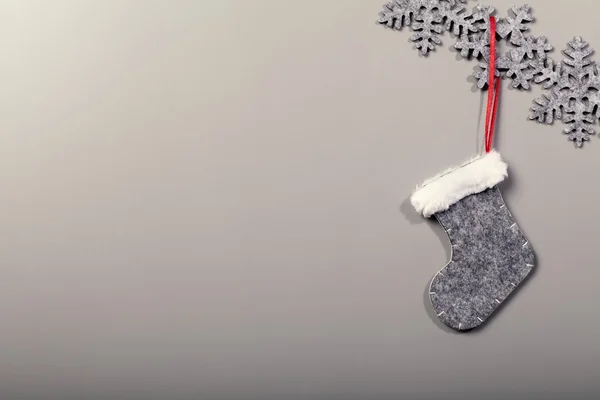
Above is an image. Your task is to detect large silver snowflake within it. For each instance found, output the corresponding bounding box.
[455,5,552,90]
[529,37,600,147]
[379,0,472,55]
[378,2,553,90]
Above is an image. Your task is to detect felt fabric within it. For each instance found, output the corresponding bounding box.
[429,186,535,331]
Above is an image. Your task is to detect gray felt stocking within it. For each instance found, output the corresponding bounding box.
[411,151,535,331]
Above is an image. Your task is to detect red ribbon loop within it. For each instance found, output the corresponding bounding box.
[485,17,501,153]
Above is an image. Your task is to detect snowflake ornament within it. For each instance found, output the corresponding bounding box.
[530,37,600,147]
[378,2,553,91]
[455,5,552,90]
[378,0,471,55]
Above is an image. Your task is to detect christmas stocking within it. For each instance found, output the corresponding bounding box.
[411,150,535,331]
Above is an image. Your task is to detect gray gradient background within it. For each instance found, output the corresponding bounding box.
[0,0,599,399]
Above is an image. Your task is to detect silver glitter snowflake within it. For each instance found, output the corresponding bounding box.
[378,0,471,55]
[529,37,600,147]
[455,5,552,90]
[378,2,553,90]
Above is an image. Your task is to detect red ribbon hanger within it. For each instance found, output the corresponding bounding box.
[485,17,501,153]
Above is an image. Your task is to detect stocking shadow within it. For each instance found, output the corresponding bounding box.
[400,197,424,226]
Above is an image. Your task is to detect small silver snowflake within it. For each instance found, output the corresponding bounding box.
[530,37,600,147]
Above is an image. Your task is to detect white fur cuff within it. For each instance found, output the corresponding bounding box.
[410,150,508,218]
